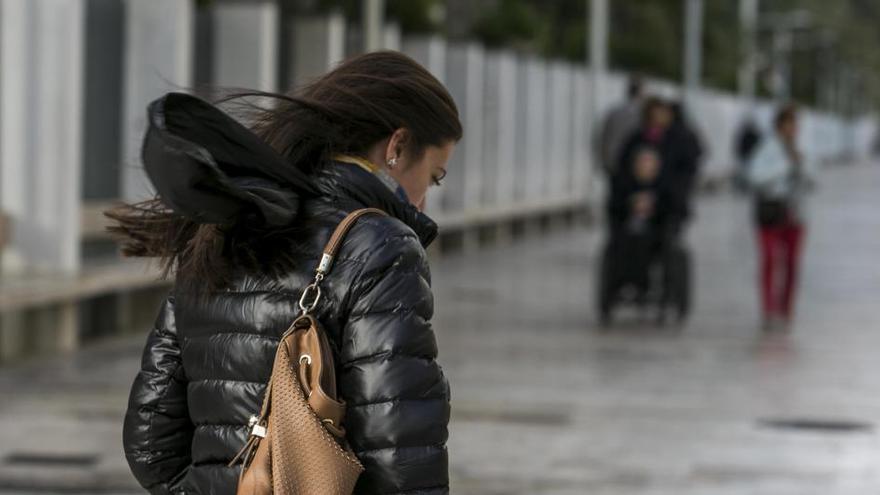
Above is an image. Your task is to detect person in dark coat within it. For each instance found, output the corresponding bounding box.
[615,97,673,181]
[616,98,701,224]
[109,51,462,495]
[664,101,704,218]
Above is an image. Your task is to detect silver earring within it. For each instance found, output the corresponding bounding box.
[386,157,398,168]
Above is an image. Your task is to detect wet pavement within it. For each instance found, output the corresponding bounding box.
[1,161,879,494]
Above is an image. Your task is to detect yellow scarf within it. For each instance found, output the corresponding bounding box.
[332,153,381,173]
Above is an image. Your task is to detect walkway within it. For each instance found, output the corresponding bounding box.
[0,161,879,494]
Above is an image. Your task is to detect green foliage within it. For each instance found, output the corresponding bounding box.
[608,0,682,81]
[471,0,544,50]
[387,0,445,34]
[700,0,739,91]
[206,0,880,108]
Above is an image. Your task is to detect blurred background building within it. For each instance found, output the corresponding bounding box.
[1,0,880,493]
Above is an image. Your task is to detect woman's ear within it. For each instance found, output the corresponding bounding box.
[385,128,410,163]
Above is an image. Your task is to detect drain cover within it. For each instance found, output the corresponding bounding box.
[758,417,874,433]
[5,452,98,467]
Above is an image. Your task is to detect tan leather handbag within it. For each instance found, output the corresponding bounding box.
[228,208,386,494]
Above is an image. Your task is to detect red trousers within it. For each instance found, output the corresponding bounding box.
[757,222,805,318]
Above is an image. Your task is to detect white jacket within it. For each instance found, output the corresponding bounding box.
[746,134,817,222]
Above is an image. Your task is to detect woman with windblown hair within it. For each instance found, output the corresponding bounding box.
[110,51,461,495]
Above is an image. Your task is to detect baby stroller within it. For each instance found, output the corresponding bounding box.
[597,225,691,326]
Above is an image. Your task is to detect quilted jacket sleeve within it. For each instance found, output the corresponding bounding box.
[123,294,193,495]
[340,230,451,495]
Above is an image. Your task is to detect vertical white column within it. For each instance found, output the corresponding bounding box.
[444,43,484,216]
[402,35,447,82]
[0,0,28,273]
[1,0,85,276]
[738,0,758,103]
[589,0,608,137]
[214,1,279,91]
[524,58,547,203]
[290,14,346,88]
[402,36,448,217]
[513,57,530,203]
[121,0,194,203]
[547,62,573,199]
[483,51,517,209]
[482,54,501,209]
[382,22,401,51]
[362,0,385,53]
[81,0,125,203]
[571,67,592,200]
[683,0,704,108]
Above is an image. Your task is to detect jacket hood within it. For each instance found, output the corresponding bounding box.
[141,92,438,246]
[142,92,319,228]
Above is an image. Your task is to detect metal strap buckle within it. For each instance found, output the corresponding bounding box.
[298,280,322,315]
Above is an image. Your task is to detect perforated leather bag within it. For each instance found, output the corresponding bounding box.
[229,208,387,494]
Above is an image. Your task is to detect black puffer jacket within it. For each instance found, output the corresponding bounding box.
[122,96,451,495]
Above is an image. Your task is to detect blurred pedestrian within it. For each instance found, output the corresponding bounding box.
[733,115,762,191]
[666,101,704,213]
[110,51,460,494]
[746,104,817,330]
[615,98,673,186]
[598,75,645,175]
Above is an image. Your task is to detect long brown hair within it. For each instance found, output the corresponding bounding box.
[105,51,462,295]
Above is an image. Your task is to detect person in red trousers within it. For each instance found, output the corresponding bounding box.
[746,105,817,331]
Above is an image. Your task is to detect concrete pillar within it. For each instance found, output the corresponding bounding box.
[483,51,517,208]
[445,43,484,248]
[401,36,448,217]
[213,1,279,91]
[547,62,574,199]
[738,0,758,103]
[483,51,517,242]
[402,35,447,82]
[290,14,346,88]
[0,0,86,276]
[523,58,548,204]
[363,0,385,52]
[589,0,608,135]
[571,67,593,201]
[512,57,549,235]
[682,0,704,107]
[513,58,531,203]
[82,0,124,202]
[444,43,485,215]
[121,0,194,202]
[382,22,401,51]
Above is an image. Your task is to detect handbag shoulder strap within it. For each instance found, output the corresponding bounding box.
[238,207,388,443]
[316,207,388,277]
[298,207,387,315]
